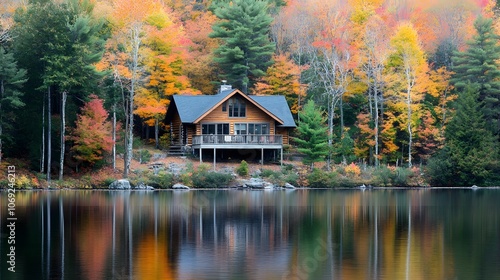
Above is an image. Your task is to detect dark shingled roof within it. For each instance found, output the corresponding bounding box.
[248,95,296,127]
[170,89,296,127]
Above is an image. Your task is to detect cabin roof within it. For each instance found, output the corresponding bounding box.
[168,89,296,127]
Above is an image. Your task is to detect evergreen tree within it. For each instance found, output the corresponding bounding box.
[13,0,106,181]
[294,100,329,169]
[210,0,275,93]
[451,16,500,135]
[0,46,27,164]
[428,85,499,186]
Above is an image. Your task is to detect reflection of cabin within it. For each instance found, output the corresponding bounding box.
[164,86,296,165]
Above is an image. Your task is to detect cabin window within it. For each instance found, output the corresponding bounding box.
[202,123,229,134]
[222,101,227,112]
[248,123,269,135]
[234,123,247,135]
[235,123,269,135]
[228,97,246,117]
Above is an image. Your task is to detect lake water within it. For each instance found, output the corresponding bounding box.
[1,189,499,279]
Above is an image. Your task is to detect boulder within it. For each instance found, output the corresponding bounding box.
[109,179,131,190]
[135,183,155,190]
[284,183,296,189]
[172,183,190,190]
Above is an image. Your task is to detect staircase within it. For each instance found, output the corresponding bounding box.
[168,144,186,156]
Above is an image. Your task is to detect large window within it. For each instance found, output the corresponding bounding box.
[234,123,269,135]
[202,123,229,135]
[228,97,246,117]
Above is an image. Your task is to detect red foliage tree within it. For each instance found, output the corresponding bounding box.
[69,95,113,166]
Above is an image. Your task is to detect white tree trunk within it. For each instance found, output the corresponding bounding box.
[112,103,116,171]
[41,94,45,173]
[47,86,51,184]
[59,91,67,181]
[123,23,142,178]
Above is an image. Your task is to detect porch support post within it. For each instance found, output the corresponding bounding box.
[200,148,202,163]
[261,148,264,166]
[280,148,283,167]
[213,148,216,171]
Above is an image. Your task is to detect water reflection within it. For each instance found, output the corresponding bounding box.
[1,189,500,279]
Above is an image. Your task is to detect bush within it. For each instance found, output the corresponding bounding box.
[392,167,412,187]
[373,166,393,187]
[260,168,277,178]
[134,149,151,164]
[192,171,233,188]
[148,172,174,189]
[236,160,249,176]
[345,163,361,177]
[307,168,338,188]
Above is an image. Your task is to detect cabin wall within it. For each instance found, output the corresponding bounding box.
[196,100,277,135]
[276,127,290,145]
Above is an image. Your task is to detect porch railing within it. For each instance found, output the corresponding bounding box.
[192,134,282,145]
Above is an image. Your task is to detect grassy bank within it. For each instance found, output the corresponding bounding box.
[1,157,429,189]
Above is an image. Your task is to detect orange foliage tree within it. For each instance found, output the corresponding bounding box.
[253,54,306,115]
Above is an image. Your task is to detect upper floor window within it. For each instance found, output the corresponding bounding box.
[228,97,246,117]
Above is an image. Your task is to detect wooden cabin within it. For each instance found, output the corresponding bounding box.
[164,86,296,164]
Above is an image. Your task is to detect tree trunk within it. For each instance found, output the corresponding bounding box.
[41,93,45,173]
[155,118,159,149]
[112,103,116,171]
[124,23,141,178]
[59,91,67,181]
[374,82,380,167]
[47,86,51,184]
[0,80,3,164]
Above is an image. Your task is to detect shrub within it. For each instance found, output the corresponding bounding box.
[260,168,277,178]
[373,166,393,187]
[192,171,233,188]
[148,172,174,189]
[392,167,412,187]
[307,168,338,188]
[134,149,151,164]
[236,160,249,176]
[345,163,361,177]
[15,175,33,189]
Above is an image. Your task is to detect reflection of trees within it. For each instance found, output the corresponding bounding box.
[3,190,500,279]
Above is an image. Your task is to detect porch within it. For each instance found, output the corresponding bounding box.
[192,134,282,147]
[191,135,284,169]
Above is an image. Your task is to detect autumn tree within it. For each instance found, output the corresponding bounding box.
[69,95,113,168]
[451,15,500,136]
[210,0,275,93]
[386,22,427,167]
[309,7,353,168]
[294,100,329,170]
[108,0,159,178]
[253,54,306,115]
[135,8,196,148]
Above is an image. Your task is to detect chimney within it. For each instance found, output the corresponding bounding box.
[219,80,232,93]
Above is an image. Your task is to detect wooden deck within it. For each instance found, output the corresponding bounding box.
[192,134,282,149]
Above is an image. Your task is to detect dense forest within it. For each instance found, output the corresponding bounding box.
[1,0,500,185]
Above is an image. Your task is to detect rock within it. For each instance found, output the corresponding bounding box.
[172,183,190,190]
[263,182,274,189]
[109,179,131,189]
[284,183,296,189]
[135,183,155,190]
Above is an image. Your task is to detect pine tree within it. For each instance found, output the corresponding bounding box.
[451,16,500,135]
[429,85,499,186]
[210,0,275,93]
[0,46,27,164]
[294,100,329,169]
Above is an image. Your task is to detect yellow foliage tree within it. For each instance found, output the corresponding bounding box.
[253,54,306,115]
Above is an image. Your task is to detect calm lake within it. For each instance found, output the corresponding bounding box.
[1,189,500,279]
